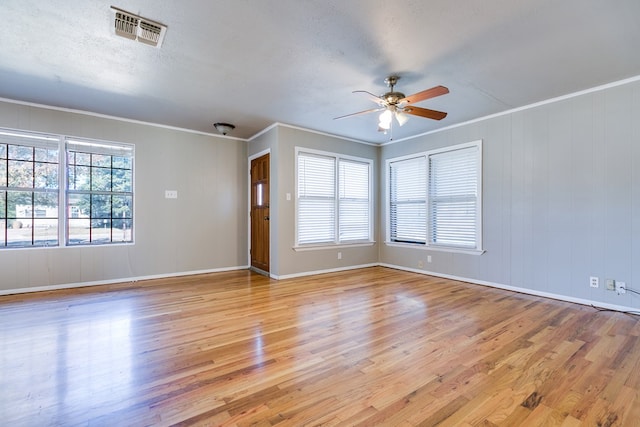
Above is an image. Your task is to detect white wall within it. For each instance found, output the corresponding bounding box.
[380,79,640,309]
[0,101,247,293]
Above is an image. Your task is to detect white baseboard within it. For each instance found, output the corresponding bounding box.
[4,262,636,315]
[0,265,250,296]
[379,263,639,314]
[273,263,379,280]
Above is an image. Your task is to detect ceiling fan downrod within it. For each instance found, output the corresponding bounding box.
[382,76,405,105]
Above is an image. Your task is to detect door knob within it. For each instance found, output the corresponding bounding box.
[264,216,270,220]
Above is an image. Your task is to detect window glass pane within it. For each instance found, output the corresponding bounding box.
[91,194,111,219]
[92,167,112,191]
[92,154,111,168]
[68,165,91,191]
[33,219,58,247]
[112,156,132,169]
[34,162,58,189]
[8,145,33,161]
[34,147,58,163]
[91,219,112,243]
[34,192,58,217]
[0,191,6,246]
[112,195,132,219]
[68,193,90,218]
[7,191,32,219]
[0,160,6,187]
[6,223,32,247]
[112,168,132,192]
[72,152,91,166]
[0,144,7,159]
[8,160,33,188]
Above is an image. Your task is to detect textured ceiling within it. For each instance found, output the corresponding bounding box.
[1,0,640,144]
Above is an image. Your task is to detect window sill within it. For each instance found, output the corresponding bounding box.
[384,241,485,255]
[293,241,376,252]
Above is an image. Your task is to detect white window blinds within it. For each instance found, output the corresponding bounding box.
[297,153,336,244]
[388,141,481,251]
[428,146,479,248]
[297,150,371,246]
[339,159,370,242]
[389,156,427,244]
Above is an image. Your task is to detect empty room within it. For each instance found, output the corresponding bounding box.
[2,1,640,425]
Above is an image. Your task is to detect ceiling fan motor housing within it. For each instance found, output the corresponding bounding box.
[383,91,406,105]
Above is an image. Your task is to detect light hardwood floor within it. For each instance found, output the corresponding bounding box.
[1,267,639,426]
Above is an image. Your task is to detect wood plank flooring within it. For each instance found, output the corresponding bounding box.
[1,267,640,426]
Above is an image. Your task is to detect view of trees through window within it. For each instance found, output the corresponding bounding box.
[67,148,133,245]
[1,137,59,248]
[0,129,134,249]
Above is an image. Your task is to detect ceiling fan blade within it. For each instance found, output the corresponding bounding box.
[403,106,447,120]
[333,107,383,120]
[400,85,449,105]
[353,90,385,105]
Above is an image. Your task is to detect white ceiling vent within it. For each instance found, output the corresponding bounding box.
[111,6,166,48]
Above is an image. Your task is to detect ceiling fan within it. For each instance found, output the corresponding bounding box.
[334,75,449,134]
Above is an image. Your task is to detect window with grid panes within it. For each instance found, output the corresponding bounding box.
[66,138,134,245]
[0,130,60,248]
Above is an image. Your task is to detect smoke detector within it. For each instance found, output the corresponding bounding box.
[111,6,167,48]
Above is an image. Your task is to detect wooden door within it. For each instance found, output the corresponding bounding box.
[250,153,270,273]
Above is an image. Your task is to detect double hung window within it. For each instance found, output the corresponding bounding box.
[66,139,134,245]
[296,149,372,246]
[0,131,59,247]
[0,128,134,249]
[388,141,482,251]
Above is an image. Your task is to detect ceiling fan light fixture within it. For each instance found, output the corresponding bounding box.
[334,75,449,138]
[214,122,235,135]
[378,109,393,129]
[395,110,409,126]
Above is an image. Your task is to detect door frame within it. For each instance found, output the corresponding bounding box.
[247,148,271,276]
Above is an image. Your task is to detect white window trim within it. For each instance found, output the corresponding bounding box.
[294,146,374,250]
[385,140,483,255]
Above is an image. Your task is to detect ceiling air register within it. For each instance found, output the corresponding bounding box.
[111,6,167,48]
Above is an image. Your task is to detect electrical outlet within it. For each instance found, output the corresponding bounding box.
[616,281,626,294]
[590,276,599,288]
[427,255,432,263]
[418,260,424,268]
[165,190,178,199]
[337,252,342,260]
[606,279,615,291]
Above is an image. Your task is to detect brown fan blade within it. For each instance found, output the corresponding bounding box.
[334,107,383,120]
[403,106,447,120]
[400,85,449,105]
